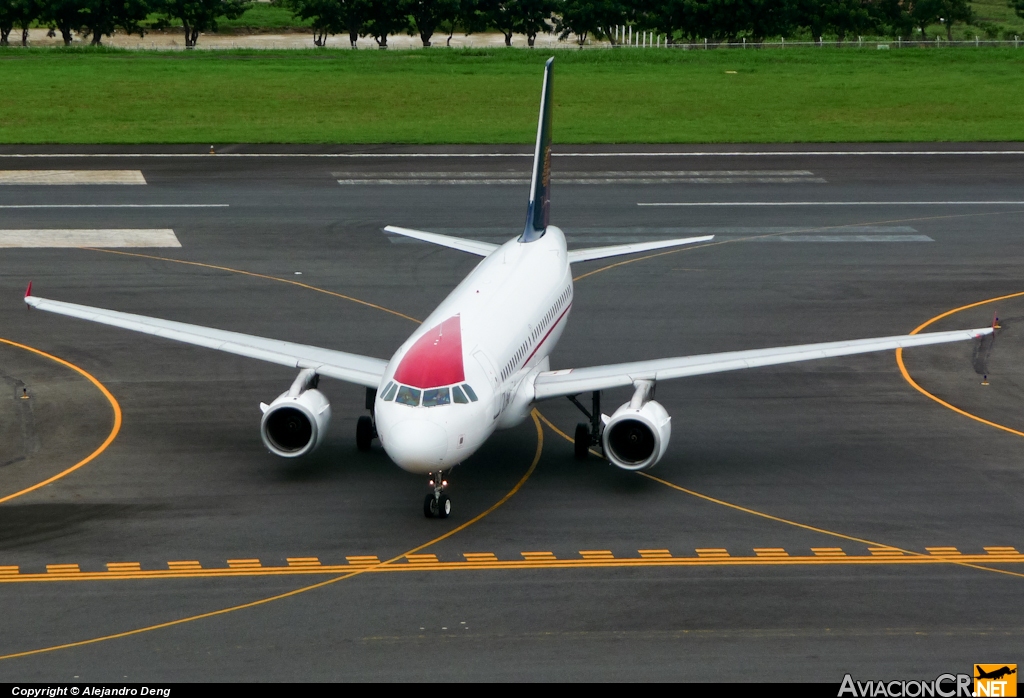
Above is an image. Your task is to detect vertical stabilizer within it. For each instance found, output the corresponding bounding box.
[520,57,554,243]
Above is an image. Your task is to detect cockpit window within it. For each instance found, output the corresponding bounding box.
[395,386,421,406]
[452,385,468,404]
[462,384,478,402]
[422,388,451,407]
[382,382,397,401]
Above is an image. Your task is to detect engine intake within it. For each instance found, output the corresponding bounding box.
[601,382,671,471]
[260,370,331,458]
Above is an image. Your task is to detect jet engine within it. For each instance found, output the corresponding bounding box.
[601,381,671,471]
[260,369,331,458]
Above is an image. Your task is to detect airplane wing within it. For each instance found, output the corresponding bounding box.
[383,226,499,257]
[567,235,714,264]
[532,327,992,400]
[25,290,388,388]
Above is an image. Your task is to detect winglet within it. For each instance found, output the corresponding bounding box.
[24,281,32,299]
[520,57,554,244]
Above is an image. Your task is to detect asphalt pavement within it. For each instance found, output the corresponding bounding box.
[0,145,1022,681]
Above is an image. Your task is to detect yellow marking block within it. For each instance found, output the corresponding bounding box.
[985,546,1020,555]
[638,549,673,559]
[869,548,905,557]
[227,559,261,569]
[286,557,321,568]
[406,554,439,564]
[463,553,498,563]
[696,548,730,558]
[926,547,962,556]
[106,562,141,572]
[346,555,380,566]
[811,548,847,557]
[754,548,789,558]
[46,564,80,574]
[168,561,202,571]
[579,550,614,560]
[522,552,557,561]
[0,566,19,575]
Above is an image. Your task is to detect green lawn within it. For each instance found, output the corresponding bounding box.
[1,47,1022,143]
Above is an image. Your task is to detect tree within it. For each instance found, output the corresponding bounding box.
[11,0,43,45]
[798,0,873,42]
[481,0,517,45]
[360,0,407,47]
[40,0,89,44]
[152,0,251,48]
[283,0,346,46]
[512,0,556,46]
[437,0,489,46]
[556,0,629,46]
[78,0,150,45]
[1014,0,1024,21]
[936,0,971,39]
[406,0,459,46]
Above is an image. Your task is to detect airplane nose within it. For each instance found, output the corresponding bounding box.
[384,420,448,473]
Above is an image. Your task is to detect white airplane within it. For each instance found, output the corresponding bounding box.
[26,58,992,519]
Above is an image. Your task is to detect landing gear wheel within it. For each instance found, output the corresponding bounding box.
[356,415,374,451]
[424,493,438,518]
[437,494,451,519]
[574,423,591,460]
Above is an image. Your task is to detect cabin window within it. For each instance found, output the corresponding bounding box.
[462,384,479,402]
[395,386,421,407]
[423,388,451,407]
[382,382,398,401]
[452,385,468,404]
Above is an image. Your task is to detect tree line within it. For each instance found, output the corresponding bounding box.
[1,0,1013,49]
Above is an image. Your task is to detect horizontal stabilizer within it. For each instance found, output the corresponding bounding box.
[567,235,714,264]
[383,226,498,257]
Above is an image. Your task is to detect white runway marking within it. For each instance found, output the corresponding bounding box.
[639,201,1024,207]
[0,170,146,185]
[0,229,181,248]
[767,235,933,242]
[341,170,824,185]
[0,204,227,209]
[2,151,1024,158]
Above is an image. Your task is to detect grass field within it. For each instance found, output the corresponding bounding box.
[1,48,1022,143]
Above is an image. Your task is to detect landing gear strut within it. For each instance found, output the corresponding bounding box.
[356,387,378,451]
[423,471,451,519]
[568,391,602,460]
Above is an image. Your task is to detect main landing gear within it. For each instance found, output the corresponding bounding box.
[424,471,451,519]
[356,387,378,451]
[568,391,603,460]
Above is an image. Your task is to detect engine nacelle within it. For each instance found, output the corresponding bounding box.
[260,387,332,458]
[602,398,671,471]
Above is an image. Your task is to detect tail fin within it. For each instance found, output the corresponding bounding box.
[520,57,554,243]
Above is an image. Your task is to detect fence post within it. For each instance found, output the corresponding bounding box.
[781,37,784,49]
[704,37,707,50]
[743,37,746,49]
[859,36,862,47]
[975,35,979,46]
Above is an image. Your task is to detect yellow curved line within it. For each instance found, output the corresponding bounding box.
[0,338,122,506]
[0,411,544,661]
[534,410,1024,580]
[896,290,1024,439]
[85,248,421,324]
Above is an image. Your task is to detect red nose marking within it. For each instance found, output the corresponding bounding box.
[393,315,465,389]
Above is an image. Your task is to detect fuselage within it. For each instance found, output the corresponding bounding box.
[374,226,573,473]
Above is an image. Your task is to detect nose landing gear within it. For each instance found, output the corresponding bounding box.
[423,471,451,519]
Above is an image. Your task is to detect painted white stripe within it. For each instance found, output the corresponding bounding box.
[0,170,146,185]
[338,170,816,178]
[343,178,825,185]
[2,151,1024,158]
[768,235,933,242]
[0,204,227,209]
[639,201,1024,207]
[0,229,180,248]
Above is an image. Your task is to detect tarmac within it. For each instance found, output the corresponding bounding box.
[0,144,1022,680]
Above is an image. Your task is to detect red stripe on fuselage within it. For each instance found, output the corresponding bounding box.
[394,315,465,389]
[523,302,572,367]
